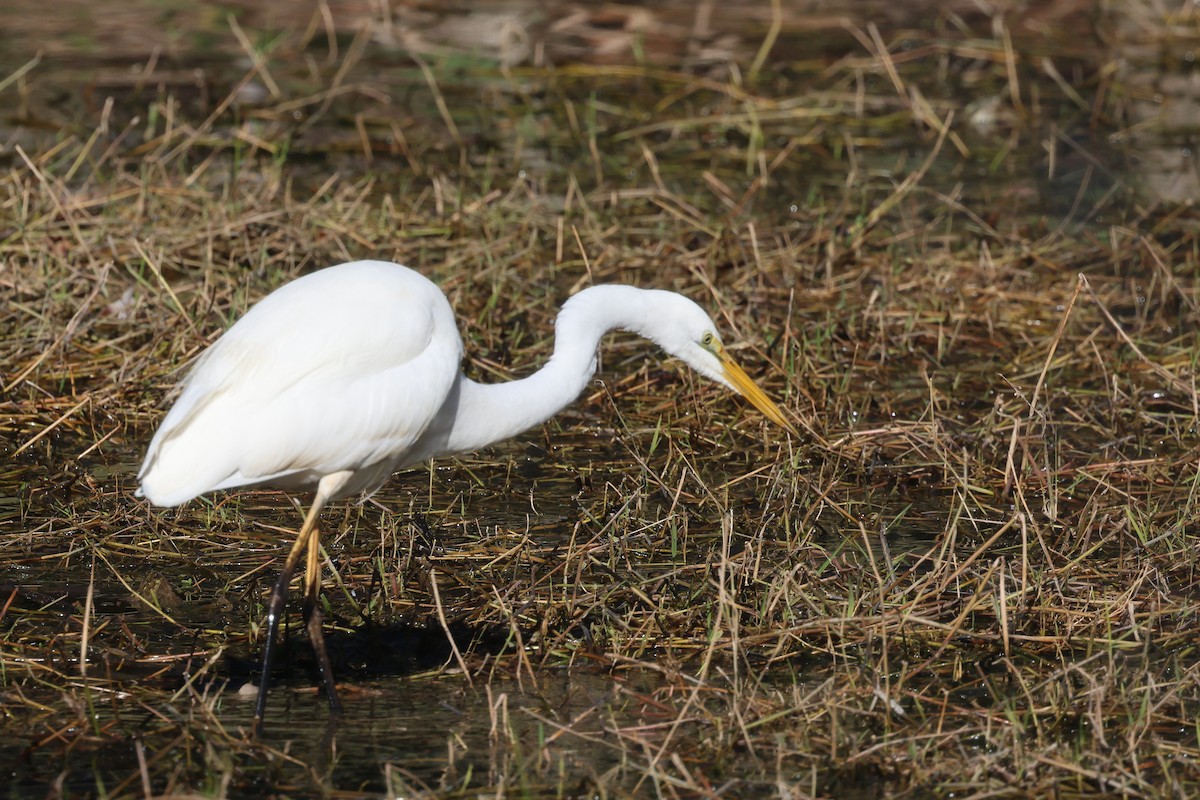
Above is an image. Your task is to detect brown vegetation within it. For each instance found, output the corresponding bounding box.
[2,1,1200,796]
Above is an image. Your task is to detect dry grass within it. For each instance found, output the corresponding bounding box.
[3,1,1200,797]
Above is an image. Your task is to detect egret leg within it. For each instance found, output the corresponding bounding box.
[303,518,343,716]
[253,471,352,735]
[254,502,319,734]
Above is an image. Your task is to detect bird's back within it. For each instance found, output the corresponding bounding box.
[138,261,463,506]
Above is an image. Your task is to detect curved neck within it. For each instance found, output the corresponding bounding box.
[435,285,652,455]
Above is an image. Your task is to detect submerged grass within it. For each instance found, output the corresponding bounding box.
[3,0,1200,797]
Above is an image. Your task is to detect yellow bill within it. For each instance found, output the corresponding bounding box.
[719,349,796,434]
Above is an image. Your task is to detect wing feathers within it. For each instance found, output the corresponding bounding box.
[138,262,462,506]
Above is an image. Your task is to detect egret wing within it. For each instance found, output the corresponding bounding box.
[138,263,462,506]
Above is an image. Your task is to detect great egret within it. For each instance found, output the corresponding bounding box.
[137,260,793,731]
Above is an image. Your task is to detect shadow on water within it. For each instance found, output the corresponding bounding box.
[223,618,515,694]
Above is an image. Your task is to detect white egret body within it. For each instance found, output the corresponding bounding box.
[137,260,792,731]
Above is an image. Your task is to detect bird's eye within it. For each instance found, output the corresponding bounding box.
[701,332,715,348]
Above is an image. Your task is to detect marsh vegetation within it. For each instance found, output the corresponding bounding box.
[3,0,1200,796]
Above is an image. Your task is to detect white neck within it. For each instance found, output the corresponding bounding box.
[410,285,655,460]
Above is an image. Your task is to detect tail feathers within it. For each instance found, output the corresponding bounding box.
[137,415,244,507]
[138,450,230,507]
[138,427,316,506]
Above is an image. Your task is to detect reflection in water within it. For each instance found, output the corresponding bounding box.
[231,669,770,794]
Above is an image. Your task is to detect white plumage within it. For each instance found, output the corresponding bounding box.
[137,259,793,731]
[140,262,461,504]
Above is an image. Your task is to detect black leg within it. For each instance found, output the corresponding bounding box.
[253,498,324,736]
[254,552,299,735]
[251,472,351,736]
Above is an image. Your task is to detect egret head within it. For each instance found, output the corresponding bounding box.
[641,291,795,433]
